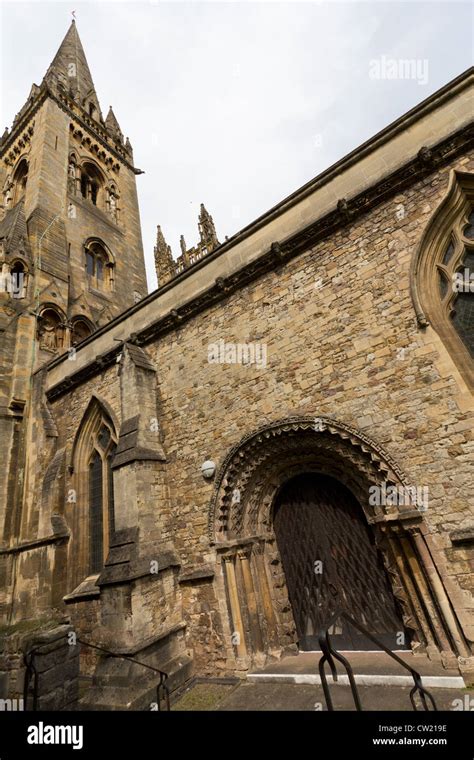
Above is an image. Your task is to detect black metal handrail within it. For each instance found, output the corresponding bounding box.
[318,610,437,712]
[23,648,40,711]
[23,638,170,711]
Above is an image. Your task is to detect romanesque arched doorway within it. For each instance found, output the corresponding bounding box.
[209,417,467,672]
[273,473,407,651]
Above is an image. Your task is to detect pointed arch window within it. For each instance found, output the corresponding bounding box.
[69,400,118,587]
[80,161,103,206]
[88,423,117,574]
[437,226,474,358]
[85,240,114,292]
[12,159,28,205]
[412,171,474,388]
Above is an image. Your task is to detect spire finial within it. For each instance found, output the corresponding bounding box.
[198,203,219,253]
[154,226,175,287]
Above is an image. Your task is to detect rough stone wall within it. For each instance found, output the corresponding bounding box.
[0,624,79,711]
[8,149,474,675]
[143,153,474,661]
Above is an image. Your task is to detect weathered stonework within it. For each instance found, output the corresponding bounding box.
[0,624,79,711]
[0,23,473,708]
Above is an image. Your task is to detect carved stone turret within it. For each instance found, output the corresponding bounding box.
[174,204,220,277]
[154,225,176,287]
[198,203,219,253]
[105,106,124,144]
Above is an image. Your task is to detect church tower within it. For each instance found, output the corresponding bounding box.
[0,20,147,355]
[0,22,148,599]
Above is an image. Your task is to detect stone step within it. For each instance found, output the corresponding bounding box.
[248,651,465,688]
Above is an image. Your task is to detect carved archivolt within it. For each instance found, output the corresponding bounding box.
[208,416,467,665]
[208,416,413,542]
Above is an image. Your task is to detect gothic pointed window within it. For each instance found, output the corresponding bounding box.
[80,161,103,206]
[12,159,28,205]
[413,171,474,388]
[84,240,114,292]
[435,219,474,359]
[86,420,117,575]
[451,249,474,357]
[70,399,118,587]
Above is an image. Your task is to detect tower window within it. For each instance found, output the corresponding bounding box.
[80,162,103,206]
[85,241,114,291]
[9,159,29,206]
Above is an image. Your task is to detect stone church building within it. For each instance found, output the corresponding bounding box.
[0,23,473,709]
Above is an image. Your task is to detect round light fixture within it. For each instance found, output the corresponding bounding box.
[201,460,216,479]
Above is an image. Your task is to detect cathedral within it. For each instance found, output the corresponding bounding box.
[0,22,473,710]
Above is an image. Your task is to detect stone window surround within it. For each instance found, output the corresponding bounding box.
[411,170,474,389]
[68,397,118,590]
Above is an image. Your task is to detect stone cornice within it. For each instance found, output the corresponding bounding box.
[45,121,474,402]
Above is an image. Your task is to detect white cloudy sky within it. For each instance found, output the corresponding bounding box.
[1,1,472,292]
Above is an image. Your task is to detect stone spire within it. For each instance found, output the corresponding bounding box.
[198,203,219,253]
[154,226,175,287]
[105,106,123,143]
[42,21,102,119]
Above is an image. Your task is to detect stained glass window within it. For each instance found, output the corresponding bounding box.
[463,211,474,240]
[451,249,474,356]
[442,242,455,266]
[438,271,448,300]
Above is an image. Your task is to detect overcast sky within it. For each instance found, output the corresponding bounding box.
[1,1,472,292]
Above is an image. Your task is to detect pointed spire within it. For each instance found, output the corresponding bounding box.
[105,106,123,143]
[198,203,219,253]
[125,136,133,158]
[43,21,102,119]
[154,226,176,287]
